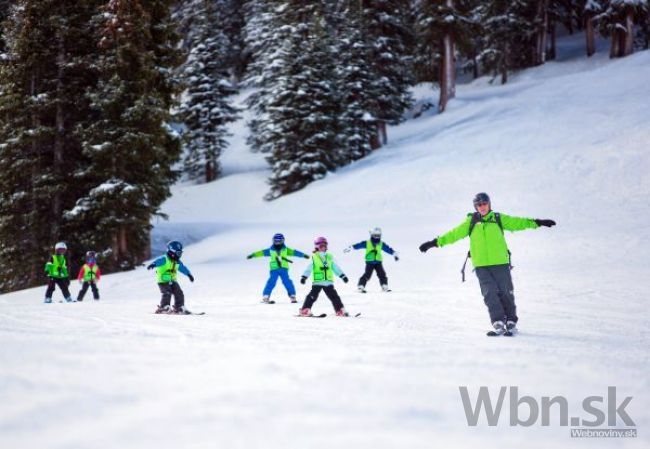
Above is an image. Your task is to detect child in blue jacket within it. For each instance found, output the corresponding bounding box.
[344,227,399,293]
[247,233,309,303]
[147,240,195,314]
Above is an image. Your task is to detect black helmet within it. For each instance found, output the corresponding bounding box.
[86,250,97,261]
[166,240,183,260]
[473,192,491,207]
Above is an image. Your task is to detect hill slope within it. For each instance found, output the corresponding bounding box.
[1,35,649,449]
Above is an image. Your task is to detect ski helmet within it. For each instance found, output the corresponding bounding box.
[272,233,285,245]
[473,192,491,208]
[166,240,183,259]
[369,227,382,238]
[314,236,328,248]
[54,242,67,253]
[86,251,97,262]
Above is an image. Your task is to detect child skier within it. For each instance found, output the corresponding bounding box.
[246,233,310,304]
[298,236,350,317]
[147,240,195,314]
[44,241,74,303]
[76,251,101,301]
[343,227,399,293]
[419,192,556,335]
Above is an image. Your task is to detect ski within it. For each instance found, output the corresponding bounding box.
[486,329,514,336]
[294,313,327,318]
[261,300,276,304]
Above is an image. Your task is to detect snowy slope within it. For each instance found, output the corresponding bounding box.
[1,35,649,449]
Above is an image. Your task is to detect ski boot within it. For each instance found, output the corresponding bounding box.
[357,285,366,293]
[487,320,506,336]
[65,296,75,303]
[44,297,52,304]
[155,304,171,314]
[289,295,297,304]
[335,308,350,317]
[506,321,517,333]
[298,308,313,317]
[261,295,271,304]
[381,284,391,292]
[172,305,191,315]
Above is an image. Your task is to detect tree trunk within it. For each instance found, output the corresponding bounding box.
[205,158,217,183]
[438,27,456,112]
[534,0,548,65]
[623,9,634,56]
[370,122,381,150]
[585,14,596,57]
[378,121,387,145]
[548,21,556,60]
[53,33,65,235]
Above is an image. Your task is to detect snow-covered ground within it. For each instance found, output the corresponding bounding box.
[1,34,649,449]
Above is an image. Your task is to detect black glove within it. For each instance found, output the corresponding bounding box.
[300,276,307,285]
[341,275,349,283]
[188,274,195,282]
[246,254,253,260]
[303,254,310,259]
[535,219,556,227]
[419,238,438,253]
[147,263,156,270]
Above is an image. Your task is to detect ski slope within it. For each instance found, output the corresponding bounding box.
[1,35,649,449]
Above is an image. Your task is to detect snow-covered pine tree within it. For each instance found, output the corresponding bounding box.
[0,0,102,292]
[596,0,648,57]
[361,0,415,144]
[265,8,342,199]
[176,0,239,183]
[480,0,536,84]
[415,0,471,112]
[335,4,380,161]
[68,0,183,271]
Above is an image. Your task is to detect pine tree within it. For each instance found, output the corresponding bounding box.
[361,0,415,141]
[335,4,380,161]
[0,0,101,292]
[176,0,239,183]
[480,0,536,84]
[0,0,10,57]
[67,0,183,272]
[596,1,648,57]
[265,10,342,199]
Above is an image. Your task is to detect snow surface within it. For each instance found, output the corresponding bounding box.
[1,34,649,449]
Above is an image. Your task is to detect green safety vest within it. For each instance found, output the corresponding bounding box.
[156,256,179,283]
[82,264,99,282]
[269,247,290,270]
[365,240,383,262]
[312,253,334,282]
[45,254,68,279]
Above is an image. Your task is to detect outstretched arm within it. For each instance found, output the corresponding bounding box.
[344,241,366,253]
[286,248,310,259]
[247,249,270,259]
[500,214,539,232]
[178,262,194,282]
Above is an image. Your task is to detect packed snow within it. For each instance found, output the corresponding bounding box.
[1,34,648,449]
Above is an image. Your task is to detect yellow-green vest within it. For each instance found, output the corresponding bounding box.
[312,253,334,282]
[269,248,290,270]
[82,264,99,282]
[156,256,178,283]
[365,240,383,262]
[45,255,68,278]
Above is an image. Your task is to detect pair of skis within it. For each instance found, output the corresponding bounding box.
[294,312,361,318]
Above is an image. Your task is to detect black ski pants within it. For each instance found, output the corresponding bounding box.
[302,285,344,312]
[358,262,388,287]
[475,264,517,324]
[77,281,100,301]
[45,278,71,300]
[158,281,185,308]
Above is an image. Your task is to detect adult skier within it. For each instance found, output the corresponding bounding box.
[76,251,101,301]
[247,233,309,304]
[44,242,73,303]
[418,193,556,335]
[298,237,350,317]
[147,241,195,314]
[343,227,399,293]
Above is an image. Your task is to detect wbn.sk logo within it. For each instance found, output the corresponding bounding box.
[459,386,637,438]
